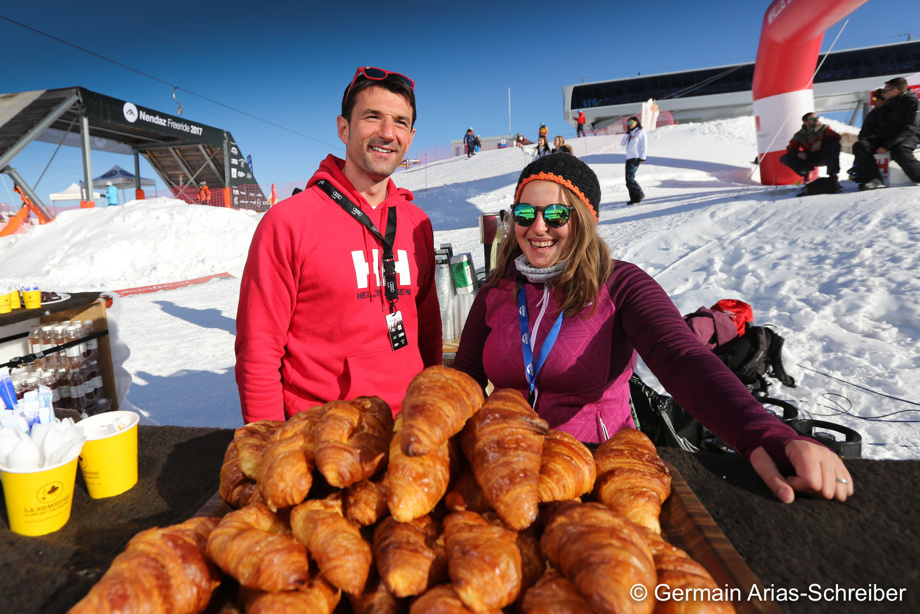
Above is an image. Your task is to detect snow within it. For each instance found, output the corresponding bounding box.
[2,117,918,460]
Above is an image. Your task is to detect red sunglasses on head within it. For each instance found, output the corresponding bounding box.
[343,66,415,107]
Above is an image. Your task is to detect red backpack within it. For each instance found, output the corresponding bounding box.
[710,299,753,336]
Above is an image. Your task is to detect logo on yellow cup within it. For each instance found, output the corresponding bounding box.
[37,480,66,504]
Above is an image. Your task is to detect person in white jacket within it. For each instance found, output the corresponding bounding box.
[621,116,647,204]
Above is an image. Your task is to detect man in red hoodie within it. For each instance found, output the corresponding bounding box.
[235,67,442,424]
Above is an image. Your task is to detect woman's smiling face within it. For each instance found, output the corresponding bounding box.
[514,180,573,269]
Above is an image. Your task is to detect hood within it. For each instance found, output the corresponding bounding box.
[307,154,414,204]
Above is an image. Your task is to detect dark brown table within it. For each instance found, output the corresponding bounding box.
[0,426,916,613]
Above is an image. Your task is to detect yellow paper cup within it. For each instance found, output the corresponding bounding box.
[78,411,140,499]
[22,289,41,309]
[0,293,10,314]
[8,290,21,310]
[1,454,80,536]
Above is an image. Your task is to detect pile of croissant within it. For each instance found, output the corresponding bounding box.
[69,365,734,614]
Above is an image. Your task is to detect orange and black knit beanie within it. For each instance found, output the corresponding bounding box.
[514,153,601,222]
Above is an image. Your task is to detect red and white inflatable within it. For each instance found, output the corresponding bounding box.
[753,0,870,185]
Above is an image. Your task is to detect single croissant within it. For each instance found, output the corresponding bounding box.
[67,516,222,614]
[345,475,390,527]
[373,515,448,598]
[541,501,656,614]
[409,584,502,614]
[387,416,453,522]
[314,396,394,488]
[290,494,373,595]
[593,428,671,534]
[640,528,736,614]
[459,389,548,530]
[239,575,341,614]
[400,365,484,457]
[235,419,283,480]
[206,503,310,592]
[538,429,596,503]
[219,439,265,509]
[257,406,326,511]
[348,575,407,614]
[520,567,593,614]
[442,511,523,612]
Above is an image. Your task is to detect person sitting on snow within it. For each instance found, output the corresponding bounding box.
[851,77,920,191]
[779,113,841,184]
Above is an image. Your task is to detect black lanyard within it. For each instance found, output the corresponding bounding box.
[315,179,399,311]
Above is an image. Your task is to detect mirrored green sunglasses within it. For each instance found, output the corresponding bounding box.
[512,203,574,228]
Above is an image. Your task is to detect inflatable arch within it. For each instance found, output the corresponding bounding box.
[753,0,870,185]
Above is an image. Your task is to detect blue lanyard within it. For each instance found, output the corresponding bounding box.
[517,287,564,403]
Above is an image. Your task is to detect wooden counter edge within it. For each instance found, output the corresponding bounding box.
[662,460,782,614]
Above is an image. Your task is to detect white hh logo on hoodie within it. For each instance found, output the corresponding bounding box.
[351,249,411,289]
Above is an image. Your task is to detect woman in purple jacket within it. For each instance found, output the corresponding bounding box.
[452,153,853,504]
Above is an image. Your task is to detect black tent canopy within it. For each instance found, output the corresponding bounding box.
[0,86,267,217]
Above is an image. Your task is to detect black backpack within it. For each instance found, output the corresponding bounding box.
[714,324,796,397]
[683,301,796,398]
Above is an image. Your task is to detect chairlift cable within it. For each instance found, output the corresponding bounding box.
[33,116,79,190]
[0,14,342,151]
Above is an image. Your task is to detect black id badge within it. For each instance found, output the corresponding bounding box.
[386,311,408,351]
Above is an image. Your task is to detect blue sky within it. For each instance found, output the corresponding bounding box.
[1,0,918,202]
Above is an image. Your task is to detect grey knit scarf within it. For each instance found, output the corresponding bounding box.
[514,254,566,284]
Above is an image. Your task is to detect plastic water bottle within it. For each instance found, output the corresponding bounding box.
[63,325,85,370]
[40,326,57,369]
[29,326,44,368]
[435,255,455,343]
[56,368,72,408]
[81,320,100,363]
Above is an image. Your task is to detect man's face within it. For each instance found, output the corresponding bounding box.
[337,86,415,184]
[882,84,901,101]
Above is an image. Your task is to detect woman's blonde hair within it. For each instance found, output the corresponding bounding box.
[486,185,612,316]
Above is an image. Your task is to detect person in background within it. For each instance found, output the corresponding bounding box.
[197,181,211,205]
[235,66,442,424]
[779,113,842,185]
[474,134,482,153]
[452,153,853,504]
[848,89,886,183]
[516,133,525,148]
[622,116,647,204]
[535,135,552,158]
[852,77,920,190]
[576,109,587,137]
[538,123,548,142]
[552,135,566,153]
[105,181,118,207]
[464,128,477,158]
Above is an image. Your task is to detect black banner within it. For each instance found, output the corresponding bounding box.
[79,89,225,147]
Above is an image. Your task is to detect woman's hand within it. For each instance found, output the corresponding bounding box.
[749,440,854,503]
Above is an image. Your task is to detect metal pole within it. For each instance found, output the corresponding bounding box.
[508,88,512,133]
[1,166,54,220]
[80,113,94,202]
